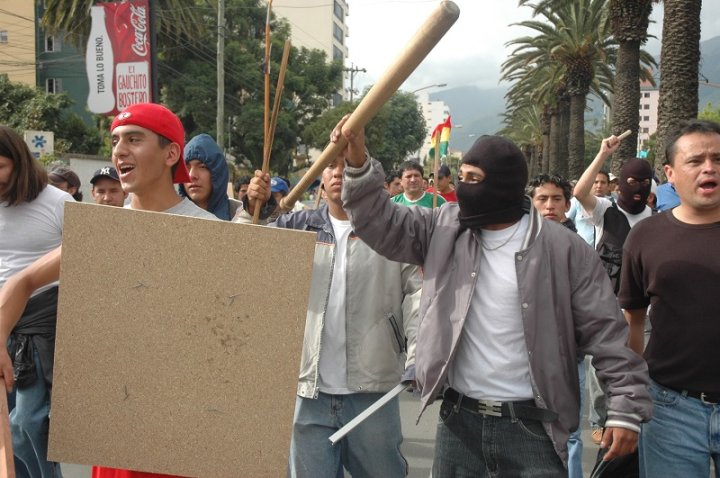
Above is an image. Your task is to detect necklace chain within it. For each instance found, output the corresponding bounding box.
[481,221,522,251]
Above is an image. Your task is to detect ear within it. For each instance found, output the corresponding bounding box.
[664,164,674,185]
[564,201,571,213]
[164,143,182,169]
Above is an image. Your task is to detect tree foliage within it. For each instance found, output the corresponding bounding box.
[302,91,426,172]
[157,0,343,176]
[0,75,102,155]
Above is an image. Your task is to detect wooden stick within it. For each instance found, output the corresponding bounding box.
[266,40,291,166]
[279,1,460,211]
[253,0,272,224]
[432,140,440,208]
[0,382,15,478]
[262,0,272,167]
[617,129,632,141]
[253,39,290,224]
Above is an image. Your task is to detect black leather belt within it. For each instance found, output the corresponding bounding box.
[659,382,720,404]
[443,388,558,422]
[682,389,720,404]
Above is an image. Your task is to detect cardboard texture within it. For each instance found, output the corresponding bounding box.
[48,203,315,477]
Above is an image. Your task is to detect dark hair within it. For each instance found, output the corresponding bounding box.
[665,119,720,166]
[527,173,572,203]
[0,125,48,205]
[596,170,610,183]
[49,166,83,201]
[384,171,401,184]
[234,175,251,194]
[399,160,424,177]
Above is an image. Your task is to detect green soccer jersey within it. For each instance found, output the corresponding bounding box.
[391,192,446,208]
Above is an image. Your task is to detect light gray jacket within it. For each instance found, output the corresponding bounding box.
[342,158,652,463]
[272,204,422,398]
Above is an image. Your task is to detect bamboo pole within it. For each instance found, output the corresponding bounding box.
[432,144,440,208]
[279,1,460,212]
[253,39,291,224]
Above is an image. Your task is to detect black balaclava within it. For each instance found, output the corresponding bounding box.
[618,159,653,214]
[456,135,528,229]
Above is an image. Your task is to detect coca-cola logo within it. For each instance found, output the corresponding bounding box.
[129,4,148,57]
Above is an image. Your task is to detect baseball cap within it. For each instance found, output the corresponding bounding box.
[270,177,289,195]
[438,164,452,178]
[90,166,120,184]
[110,103,190,184]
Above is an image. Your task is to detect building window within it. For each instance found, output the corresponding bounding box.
[643,116,650,121]
[642,127,649,134]
[45,35,62,52]
[333,23,343,44]
[643,104,650,110]
[643,92,650,98]
[333,45,343,62]
[0,31,8,43]
[46,78,62,94]
[334,1,345,19]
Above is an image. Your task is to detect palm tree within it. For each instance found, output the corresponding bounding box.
[608,0,656,172]
[504,0,616,178]
[502,55,569,175]
[41,0,207,48]
[500,104,544,177]
[654,0,702,167]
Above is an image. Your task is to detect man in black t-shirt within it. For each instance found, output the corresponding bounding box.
[619,119,720,478]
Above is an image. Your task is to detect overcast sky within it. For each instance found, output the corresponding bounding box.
[345,0,720,94]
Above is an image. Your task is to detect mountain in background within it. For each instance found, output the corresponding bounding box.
[431,35,720,153]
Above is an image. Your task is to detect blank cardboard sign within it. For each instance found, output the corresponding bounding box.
[48,203,316,477]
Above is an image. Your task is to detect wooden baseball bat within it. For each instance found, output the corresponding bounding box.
[279,1,460,211]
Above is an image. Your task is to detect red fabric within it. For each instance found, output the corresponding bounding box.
[425,187,457,202]
[92,466,187,478]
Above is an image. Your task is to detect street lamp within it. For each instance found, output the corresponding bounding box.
[411,83,447,94]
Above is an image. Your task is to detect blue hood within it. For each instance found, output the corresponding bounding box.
[179,134,230,220]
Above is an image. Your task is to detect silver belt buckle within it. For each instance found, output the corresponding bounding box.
[477,399,502,417]
[700,393,717,405]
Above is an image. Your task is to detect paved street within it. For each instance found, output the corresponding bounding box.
[59,391,601,477]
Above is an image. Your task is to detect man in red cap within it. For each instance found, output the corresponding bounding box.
[110,103,215,219]
[0,103,216,478]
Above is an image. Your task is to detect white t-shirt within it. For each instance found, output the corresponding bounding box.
[164,197,218,220]
[589,196,651,247]
[0,185,73,295]
[449,214,534,402]
[318,215,353,394]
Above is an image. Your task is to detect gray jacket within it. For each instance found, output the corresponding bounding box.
[342,159,652,463]
[272,204,422,398]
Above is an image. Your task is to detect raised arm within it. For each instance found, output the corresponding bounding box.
[0,246,62,390]
[573,135,621,214]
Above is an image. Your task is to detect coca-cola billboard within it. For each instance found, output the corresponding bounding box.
[86,1,152,115]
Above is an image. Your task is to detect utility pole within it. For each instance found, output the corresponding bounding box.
[217,0,225,151]
[343,63,366,101]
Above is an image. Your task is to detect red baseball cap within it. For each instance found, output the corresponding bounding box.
[110,103,190,184]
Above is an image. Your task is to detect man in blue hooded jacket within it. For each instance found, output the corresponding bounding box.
[179,134,240,220]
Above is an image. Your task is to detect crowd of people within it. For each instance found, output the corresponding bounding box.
[0,102,717,478]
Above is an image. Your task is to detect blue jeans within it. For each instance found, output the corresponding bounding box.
[640,380,720,478]
[567,359,585,478]
[7,348,62,478]
[432,399,565,477]
[288,392,407,478]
